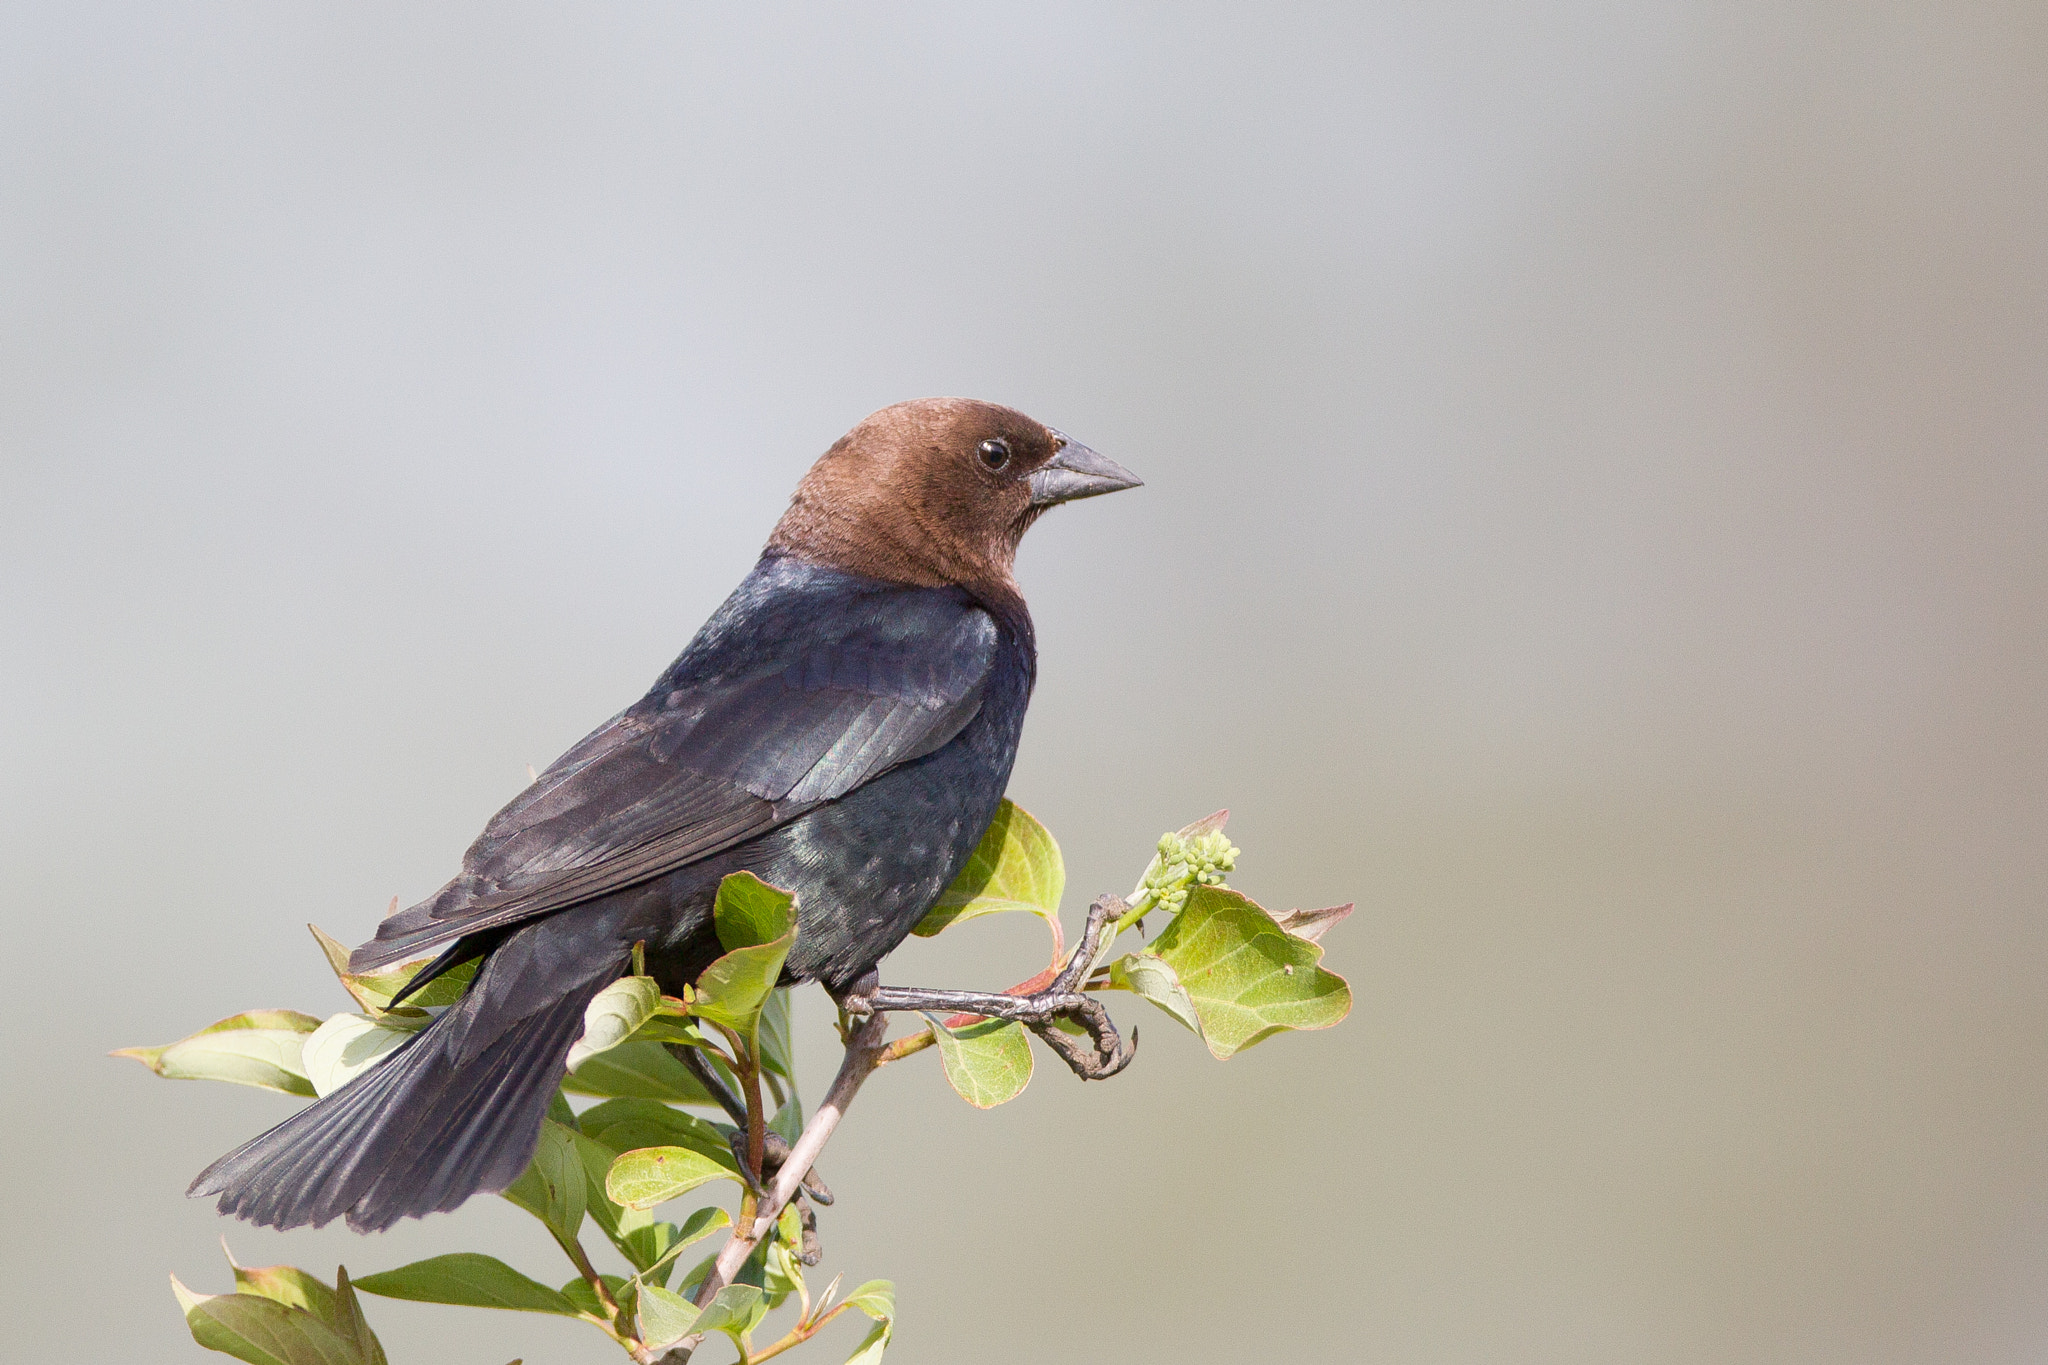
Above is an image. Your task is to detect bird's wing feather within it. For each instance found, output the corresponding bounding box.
[352,573,998,970]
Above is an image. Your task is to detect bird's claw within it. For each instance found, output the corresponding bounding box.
[842,894,1140,1080]
[726,1127,833,1207]
[1021,991,1138,1080]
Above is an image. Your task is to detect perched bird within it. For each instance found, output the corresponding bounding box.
[191,398,1140,1232]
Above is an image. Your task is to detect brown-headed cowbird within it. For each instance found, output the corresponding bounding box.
[190,398,1140,1232]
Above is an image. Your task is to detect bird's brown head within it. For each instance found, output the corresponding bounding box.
[767,398,1141,608]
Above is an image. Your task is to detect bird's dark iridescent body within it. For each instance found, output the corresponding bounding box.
[189,398,1138,1233]
[534,556,1037,997]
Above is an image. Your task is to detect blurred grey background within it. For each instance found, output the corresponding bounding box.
[5,3,2045,1362]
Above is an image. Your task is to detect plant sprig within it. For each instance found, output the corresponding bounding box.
[122,803,1351,1364]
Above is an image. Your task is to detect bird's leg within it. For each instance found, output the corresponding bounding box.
[671,1042,747,1126]
[666,1044,834,1208]
[837,895,1137,1080]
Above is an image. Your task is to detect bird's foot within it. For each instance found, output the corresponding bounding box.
[671,1042,833,1206]
[723,1127,834,1210]
[838,896,1138,1081]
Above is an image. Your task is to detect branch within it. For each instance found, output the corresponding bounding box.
[654,1010,892,1364]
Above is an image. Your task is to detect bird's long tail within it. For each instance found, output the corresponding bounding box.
[189,920,624,1233]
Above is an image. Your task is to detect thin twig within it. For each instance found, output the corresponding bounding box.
[654,1011,891,1364]
[552,1229,624,1330]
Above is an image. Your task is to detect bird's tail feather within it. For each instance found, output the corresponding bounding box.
[188,945,614,1233]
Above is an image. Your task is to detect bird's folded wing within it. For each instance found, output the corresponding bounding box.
[352,585,999,970]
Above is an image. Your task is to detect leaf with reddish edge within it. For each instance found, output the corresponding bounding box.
[927,1015,1033,1107]
[1273,902,1354,943]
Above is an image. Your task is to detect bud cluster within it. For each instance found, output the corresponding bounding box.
[1139,829,1241,918]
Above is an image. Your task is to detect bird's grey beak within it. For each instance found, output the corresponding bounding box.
[1027,437,1143,507]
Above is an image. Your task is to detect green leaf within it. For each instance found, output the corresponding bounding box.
[621,1206,730,1284]
[758,986,798,1085]
[565,975,663,1071]
[227,1257,336,1324]
[308,924,475,1014]
[693,1283,766,1351]
[840,1280,896,1365]
[635,1282,700,1351]
[1149,886,1353,1058]
[500,1118,587,1241]
[352,1254,582,1317]
[564,1124,641,1248]
[692,935,795,1048]
[926,1015,1033,1108]
[606,1145,742,1211]
[563,1039,720,1105]
[713,871,797,951]
[330,1269,388,1365]
[671,1252,718,1300]
[844,1317,893,1365]
[914,799,1064,939]
[114,1011,322,1097]
[769,1093,804,1145]
[301,1013,422,1098]
[578,1098,740,1172]
[1108,952,1201,1034]
[763,1238,805,1310]
[172,1275,363,1365]
[558,1274,632,1321]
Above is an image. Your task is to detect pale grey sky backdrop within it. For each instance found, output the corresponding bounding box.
[6,4,2047,1363]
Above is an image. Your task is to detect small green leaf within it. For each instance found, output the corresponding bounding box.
[1150,886,1352,1058]
[841,1280,895,1319]
[564,1124,641,1247]
[671,1252,718,1300]
[844,1317,893,1365]
[763,1238,805,1310]
[692,934,795,1047]
[563,1039,720,1105]
[693,1283,766,1351]
[769,1093,804,1145]
[172,1275,362,1365]
[840,1280,896,1365]
[914,800,1064,939]
[227,1256,336,1323]
[330,1269,387,1365]
[713,871,797,951]
[558,1274,632,1321]
[565,975,663,1071]
[115,1011,323,1097]
[1109,952,1201,1034]
[926,1016,1033,1108]
[301,1013,422,1098]
[621,1206,730,1284]
[578,1098,740,1172]
[500,1118,587,1241]
[352,1254,581,1317]
[635,1282,700,1350]
[758,986,798,1084]
[605,1145,741,1211]
[308,924,475,1013]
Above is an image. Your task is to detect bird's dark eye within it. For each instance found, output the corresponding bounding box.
[977,437,1012,471]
